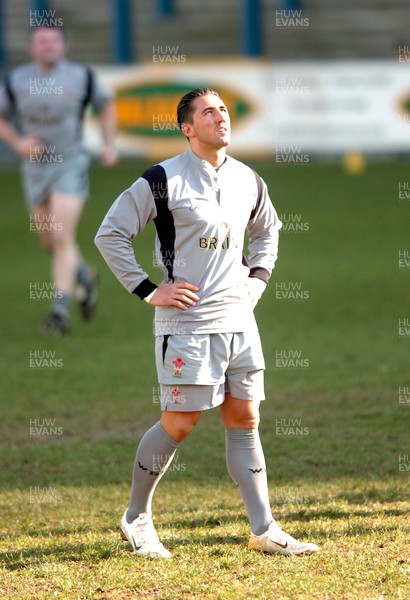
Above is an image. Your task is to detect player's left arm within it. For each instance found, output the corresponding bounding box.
[98,101,117,166]
[245,174,282,306]
[88,69,118,166]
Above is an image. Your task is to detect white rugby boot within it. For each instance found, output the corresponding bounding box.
[120,510,171,558]
[248,522,319,556]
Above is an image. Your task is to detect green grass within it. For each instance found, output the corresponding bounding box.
[0,161,409,599]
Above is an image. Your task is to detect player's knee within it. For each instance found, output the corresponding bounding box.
[173,416,199,440]
[41,240,53,253]
[235,414,260,429]
[223,406,260,429]
[37,232,54,253]
[52,228,70,249]
[161,412,200,442]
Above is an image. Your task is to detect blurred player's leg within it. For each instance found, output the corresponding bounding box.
[31,198,70,333]
[51,192,83,297]
[31,198,53,252]
[40,192,88,334]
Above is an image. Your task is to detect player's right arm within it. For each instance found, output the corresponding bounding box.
[0,78,41,158]
[95,177,198,310]
[0,119,41,158]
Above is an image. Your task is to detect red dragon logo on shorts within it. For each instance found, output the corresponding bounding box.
[171,387,181,403]
[172,356,186,377]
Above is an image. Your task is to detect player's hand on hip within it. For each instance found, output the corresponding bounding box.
[244,277,267,308]
[15,135,42,159]
[148,281,199,310]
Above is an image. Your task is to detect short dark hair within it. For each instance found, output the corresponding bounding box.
[30,26,67,42]
[177,88,220,138]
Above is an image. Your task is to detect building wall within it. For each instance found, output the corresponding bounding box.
[1,0,409,67]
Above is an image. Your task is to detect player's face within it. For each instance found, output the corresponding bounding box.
[183,94,231,149]
[29,28,67,68]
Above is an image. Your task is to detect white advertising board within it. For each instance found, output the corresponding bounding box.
[86,60,410,157]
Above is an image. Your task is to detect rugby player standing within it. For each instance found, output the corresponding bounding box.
[0,26,117,334]
[95,88,319,558]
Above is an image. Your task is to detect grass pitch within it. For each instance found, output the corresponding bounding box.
[0,160,409,599]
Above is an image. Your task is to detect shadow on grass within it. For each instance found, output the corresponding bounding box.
[164,503,408,533]
[0,525,116,541]
[1,517,406,571]
[335,489,410,504]
[280,506,410,522]
[0,539,120,570]
[0,531,248,571]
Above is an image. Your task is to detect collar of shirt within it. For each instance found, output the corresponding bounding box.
[186,146,228,175]
[32,58,67,78]
[186,147,229,198]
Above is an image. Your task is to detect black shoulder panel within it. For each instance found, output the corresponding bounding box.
[142,165,176,282]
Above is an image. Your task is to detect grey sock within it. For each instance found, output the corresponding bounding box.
[127,421,179,522]
[76,261,93,291]
[225,428,273,536]
[53,292,71,317]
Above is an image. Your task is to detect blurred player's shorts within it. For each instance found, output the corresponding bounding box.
[21,151,90,207]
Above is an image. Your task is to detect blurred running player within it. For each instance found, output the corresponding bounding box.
[0,26,117,334]
[96,88,319,558]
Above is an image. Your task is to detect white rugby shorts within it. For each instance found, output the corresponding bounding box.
[155,328,265,412]
[21,152,90,207]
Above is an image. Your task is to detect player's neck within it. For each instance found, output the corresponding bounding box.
[191,145,227,168]
[34,60,60,74]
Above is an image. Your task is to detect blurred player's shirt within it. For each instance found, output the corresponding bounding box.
[0,60,113,161]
